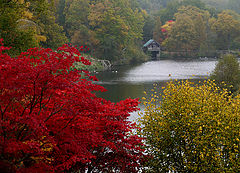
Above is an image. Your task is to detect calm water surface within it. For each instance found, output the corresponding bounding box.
[95,59,217,121]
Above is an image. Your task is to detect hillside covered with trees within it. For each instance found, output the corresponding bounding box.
[140,0,240,57]
[1,0,240,63]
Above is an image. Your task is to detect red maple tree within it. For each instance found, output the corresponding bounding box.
[0,39,144,172]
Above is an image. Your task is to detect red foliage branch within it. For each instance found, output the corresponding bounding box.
[0,39,144,172]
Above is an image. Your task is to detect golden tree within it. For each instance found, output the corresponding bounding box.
[139,80,240,172]
[210,10,240,50]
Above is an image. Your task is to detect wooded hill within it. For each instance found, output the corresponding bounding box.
[141,0,240,57]
[1,0,240,63]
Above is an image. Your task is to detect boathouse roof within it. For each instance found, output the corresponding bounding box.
[143,39,160,47]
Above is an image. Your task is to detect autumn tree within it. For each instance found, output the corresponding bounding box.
[163,13,198,52]
[139,80,240,172]
[210,10,240,50]
[0,39,144,172]
[160,20,175,40]
[88,0,145,63]
[0,0,67,54]
[63,0,146,64]
[162,6,210,54]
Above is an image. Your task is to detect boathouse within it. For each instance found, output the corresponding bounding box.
[143,39,161,60]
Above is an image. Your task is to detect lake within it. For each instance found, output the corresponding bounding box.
[95,59,217,121]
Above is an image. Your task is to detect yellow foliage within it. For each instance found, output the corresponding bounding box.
[23,10,33,19]
[15,0,25,4]
[141,9,148,17]
[23,136,54,165]
[35,35,47,43]
[138,80,240,172]
[161,20,175,33]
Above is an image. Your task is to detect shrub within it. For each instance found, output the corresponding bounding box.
[210,54,240,93]
[0,39,144,172]
[139,80,240,172]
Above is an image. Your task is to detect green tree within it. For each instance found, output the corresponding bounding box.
[63,0,145,64]
[178,6,210,49]
[136,0,171,13]
[202,0,229,10]
[180,0,206,9]
[0,0,67,53]
[210,10,240,50]
[153,16,163,44]
[0,0,39,55]
[139,80,240,172]
[55,0,66,26]
[210,54,240,93]
[142,14,155,42]
[88,0,145,63]
[64,0,90,38]
[64,0,99,53]
[88,0,128,61]
[30,0,67,49]
[157,0,207,24]
[157,1,180,24]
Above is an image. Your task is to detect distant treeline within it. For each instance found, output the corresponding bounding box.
[140,0,240,57]
[1,0,240,63]
[0,0,148,64]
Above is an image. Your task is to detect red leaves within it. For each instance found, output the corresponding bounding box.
[161,28,167,33]
[81,56,91,65]
[0,39,11,54]
[0,39,144,172]
[89,75,98,81]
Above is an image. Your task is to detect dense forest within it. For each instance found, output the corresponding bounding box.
[1,0,240,64]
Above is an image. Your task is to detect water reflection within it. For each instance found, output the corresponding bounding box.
[97,81,167,103]
[96,59,217,101]
[123,60,216,83]
[95,59,217,121]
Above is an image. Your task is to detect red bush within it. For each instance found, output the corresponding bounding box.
[0,39,144,172]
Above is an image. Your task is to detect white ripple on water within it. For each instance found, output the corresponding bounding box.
[122,60,217,83]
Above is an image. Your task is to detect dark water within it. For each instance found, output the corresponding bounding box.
[95,59,217,121]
